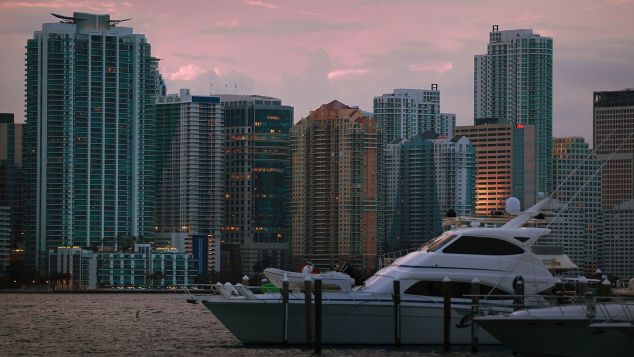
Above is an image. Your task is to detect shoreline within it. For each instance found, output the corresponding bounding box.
[0,288,188,294]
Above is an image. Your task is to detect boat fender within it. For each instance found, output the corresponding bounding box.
[456,311,478,328]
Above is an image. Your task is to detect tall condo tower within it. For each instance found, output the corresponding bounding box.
[23,12,162,271]
[456,122,536,215]
[541,137,602,274]
[219,94,292,279]
[593,89,634,209]
[291,101,381,275]
[155,89,224,273]
[474,26,553,195]
[374,85,454,143]
[0,113,24,249]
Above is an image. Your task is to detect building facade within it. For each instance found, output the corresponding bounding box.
[23,13,161,272]
[456,122,536,215]
[593,89,634,209]
[395,135,442,250]
[383,138,405,251]
[0,113,24,252]
[155,89,223,273]
[474,26,553,196]
[373,85,443,143]
[540,137,602,274]
[291,101,381,275]
[600,200,634,279]
[48,244,195,289]
[0,206,9,274]
[220,94,293,278]
[431,135,476,217]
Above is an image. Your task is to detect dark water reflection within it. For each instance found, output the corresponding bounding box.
[0,294,510,356]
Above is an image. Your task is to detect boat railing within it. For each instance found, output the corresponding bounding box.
[378,248,418,268]
[466,293,634,322]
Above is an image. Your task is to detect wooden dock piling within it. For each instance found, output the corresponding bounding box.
[443,277,451,352]
[314,278,322,354]
[393,279,401,347]
[304,277,313,348]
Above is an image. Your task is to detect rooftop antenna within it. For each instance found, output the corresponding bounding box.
[492,25,499,32]
[234,83,237,95]
[209,83,213,96]
[224,83,227,95]
[431,83,438,91]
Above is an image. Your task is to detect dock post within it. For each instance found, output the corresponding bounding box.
[577,276,588,299]
[393,279,401,347]
[304,276,313,348]
[241,275,250,286]
[513,276,524,311]
[585,291,596,318]
[282,276,289,345]
[314,278,322,354]
[443,277,451,352]
[470,278,480,354]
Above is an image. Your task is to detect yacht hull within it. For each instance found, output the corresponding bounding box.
[202,298,499,345]
[477,306,634,357]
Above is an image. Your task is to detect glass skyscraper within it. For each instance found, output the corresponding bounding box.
[219,94,292,279]
[23,13,161,271]
[474,26,553,195]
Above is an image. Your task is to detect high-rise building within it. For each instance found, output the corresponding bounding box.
[0,113,24,250]
[540,137,602,274]
[220,94,292,279]
[396,134,442,250]
[600,200,634,279]
[373,85,447,143]
[431,135,476,217]
[474,26,553,195]
[23,12,161,272]
[593,89,634,209]
[439,113,456,139]
[155,89,224,273]
[383,138,405,251]
[291,101,381,275]
[0,206,9,274]
[456,122,536,215]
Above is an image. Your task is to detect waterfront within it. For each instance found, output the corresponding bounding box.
[0,294,511,356]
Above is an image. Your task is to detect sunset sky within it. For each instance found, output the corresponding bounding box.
[1,0,633,144]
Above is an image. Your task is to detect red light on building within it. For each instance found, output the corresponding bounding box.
[516,123,524,129]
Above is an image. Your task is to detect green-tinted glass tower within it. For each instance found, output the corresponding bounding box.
[219,94,292,279]
[23,13,161,272]
[397,134,442,250]
[474,26,553,195]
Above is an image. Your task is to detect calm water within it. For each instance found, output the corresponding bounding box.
[0,294,510,356]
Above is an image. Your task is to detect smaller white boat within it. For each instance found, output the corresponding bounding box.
[263,268,354,291]
[476,300,634,357]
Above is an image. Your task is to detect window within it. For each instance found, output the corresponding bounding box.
[443,236,524,255]
[404,280,510,297]
[418,233,457,252]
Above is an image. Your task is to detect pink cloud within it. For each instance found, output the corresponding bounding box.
[244,0,278,9]
[409,62,454,74]
[168,64,207,81]
[298,10,324,16]
[327,68,369,80]
[0,0,119,13]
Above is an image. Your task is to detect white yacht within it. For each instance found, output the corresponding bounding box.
[476,301,634,356]
[189,197,562,345]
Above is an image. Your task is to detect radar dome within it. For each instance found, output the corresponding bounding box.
[505,197,521,215]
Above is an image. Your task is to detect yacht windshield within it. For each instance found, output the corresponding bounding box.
[418,233,457,252]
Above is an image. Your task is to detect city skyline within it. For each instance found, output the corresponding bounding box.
[1,0,633,146]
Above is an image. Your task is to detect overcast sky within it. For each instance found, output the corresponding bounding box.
[1,0,633,145]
